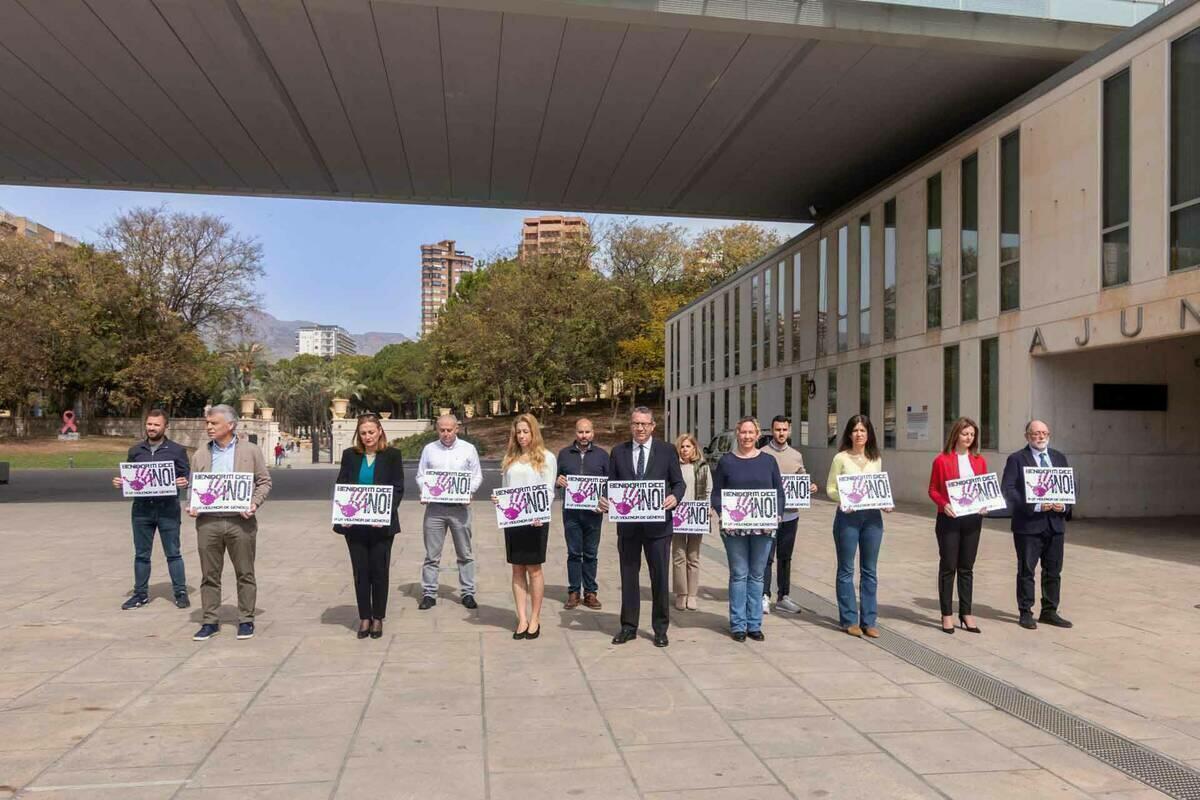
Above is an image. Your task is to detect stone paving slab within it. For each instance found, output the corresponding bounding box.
[0,499,1188,798]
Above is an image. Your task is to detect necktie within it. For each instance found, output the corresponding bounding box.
[1038,451,1050,468]
[636,445,646,479]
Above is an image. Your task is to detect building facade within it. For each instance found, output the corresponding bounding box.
[296,325,356,358]
[666,3,1200,518]
[518,215,590,261]
[0,209,79,249]
[420,239,474,338]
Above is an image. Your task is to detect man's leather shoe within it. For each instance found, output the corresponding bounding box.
[653,633,669,648]
[418,596,436,610]
[747,630,765,642]
[462,595,477,610]
[612,627,636,645]
[845,625,863,637]
[731,631,747,642]
[565,592,580,609]
[1039,611,1073,628]
[863,627,880,639]
[1019,612,1038,629]
[583,593,602,610]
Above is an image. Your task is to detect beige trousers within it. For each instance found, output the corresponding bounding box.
[671,533,702,597]
[196,515,257,624]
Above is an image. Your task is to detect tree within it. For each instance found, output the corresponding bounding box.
[601,219,688,290]
[102,206,265,337]
[360,341,431,417]
[683,223,783,293]
[222,342,265,395]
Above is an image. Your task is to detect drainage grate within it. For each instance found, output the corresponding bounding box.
[789,584,1200,800]
[696,539,1200,799]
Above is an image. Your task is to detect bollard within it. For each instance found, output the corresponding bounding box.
[68,456,74,469]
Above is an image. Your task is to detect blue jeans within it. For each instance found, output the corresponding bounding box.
[563,510,602,594]
[131,498,186,597]
[832,509,884,628]
[722,533,775,633]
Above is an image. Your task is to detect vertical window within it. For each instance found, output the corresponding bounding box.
[784,376,793,423]
[799,373,810,446]
[883,356,896,449]
[961,154,979,322]
[700,305,707,383]
[688,312,695,386]
[981,338,999,450]
[1103,69,1131,287]
[837,226,848,351]
[859,215,871,347]
[859,361,871,417]
[733,287,741,376]
[927,174,943,329]
[884,199,897,341]
[943,345,960,441]
[1171,29,1200,272]
[750,276,759,371]
[722,294,730,378]
[751,383,759,422]
[791,254,802,361]
[763,269,772,369]
[1000,132,1020,311]
[739,385,747,420]
[827,369,839,446]
[817,238,829,356]
[777,261,786,364]
[667,322,673,393]
[709,300,716,381]
[686,395,692,436]
[723,388,730,431]
[709,391,715,441]
[674,397,680,440]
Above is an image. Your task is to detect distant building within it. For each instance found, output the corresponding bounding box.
[296,325,356,358]
[0,209,79,249]
[518,215,590,261]
[420,239,475,338]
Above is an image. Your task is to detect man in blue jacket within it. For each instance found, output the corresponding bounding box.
[111,409,192,610]
[1000,419,1073,631]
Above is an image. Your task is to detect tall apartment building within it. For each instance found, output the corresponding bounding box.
[517,215,590,261]
[296,325,356,358]
[0,209,80,249]
[420,239,474,338]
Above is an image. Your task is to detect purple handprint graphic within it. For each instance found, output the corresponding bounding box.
[613,488,636,517]
[127,466,152,491]
[727,493,750,522]
[500,491,528,521]
[672,508,686,527]
[338,488,369,518]
[844,477,867,505]
[197,479,224,506]
[1030,471,1052,498]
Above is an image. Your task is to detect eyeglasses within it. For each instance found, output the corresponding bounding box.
[631,422,654,428]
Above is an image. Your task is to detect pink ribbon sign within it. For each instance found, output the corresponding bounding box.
[60,410,78,434]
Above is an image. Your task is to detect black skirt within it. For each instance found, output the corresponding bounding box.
[505,524,549,565]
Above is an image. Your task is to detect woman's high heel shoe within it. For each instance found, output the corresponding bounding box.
[369,620,383,639]
[357,621,370,640]
[958,615,981,634]
[941,617,955,634]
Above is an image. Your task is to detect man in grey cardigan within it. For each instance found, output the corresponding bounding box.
[187,404,272,642]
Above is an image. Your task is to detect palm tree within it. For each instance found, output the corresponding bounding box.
[222,342,265,395]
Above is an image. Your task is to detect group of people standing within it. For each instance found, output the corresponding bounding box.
[113,405,1074,645]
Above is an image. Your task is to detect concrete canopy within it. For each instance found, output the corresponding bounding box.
[0,0,1123,221]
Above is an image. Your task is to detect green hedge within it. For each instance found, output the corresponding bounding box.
[391,430,488,459]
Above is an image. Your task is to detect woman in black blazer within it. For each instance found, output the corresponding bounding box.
[334,414,405,639]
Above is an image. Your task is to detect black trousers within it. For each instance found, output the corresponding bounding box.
[1014,531,1064,615]
[934,514,982,616]
[763,518,799,599]
[345,532,394,620]
[617,527,671,636]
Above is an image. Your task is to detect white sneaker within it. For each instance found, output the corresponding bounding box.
[776,596,802,614]
[762,595,771,615]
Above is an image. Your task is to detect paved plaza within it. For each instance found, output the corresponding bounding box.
[2,492,1199,799]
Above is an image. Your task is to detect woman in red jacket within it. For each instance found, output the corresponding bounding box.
[929,417,988,635]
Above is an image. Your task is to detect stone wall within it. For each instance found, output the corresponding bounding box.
[330,418,431,456]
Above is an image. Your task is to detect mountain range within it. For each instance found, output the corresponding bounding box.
[242,310,411,361]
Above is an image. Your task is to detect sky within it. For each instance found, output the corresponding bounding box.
[0,184,808,338]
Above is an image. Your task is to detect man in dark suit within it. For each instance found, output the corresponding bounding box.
[1001,419,1073,631]
[600,406,686,647]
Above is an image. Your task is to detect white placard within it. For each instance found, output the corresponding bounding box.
[189,472,254,513]
[836,472,894,512]
[493,484,552,529]
[119,461,178,498]
[332,484,393,526]
[781,474,811,510]
[419,470,473,504]
[720,489,779,530]
[671,501,710,535]
[607,480,666,523]
[945,473,1006,516]
[564,475,606,511]
[1023,467,1076,505]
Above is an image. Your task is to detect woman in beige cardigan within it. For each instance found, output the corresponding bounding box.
[672,433,710,611]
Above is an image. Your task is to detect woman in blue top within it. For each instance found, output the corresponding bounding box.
[711,417,784,642]
[334,414,405,639]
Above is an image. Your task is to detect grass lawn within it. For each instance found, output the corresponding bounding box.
[0,437,138,469]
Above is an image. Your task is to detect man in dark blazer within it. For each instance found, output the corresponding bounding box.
[1001,419,1073,631]
[600,406,686,647]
